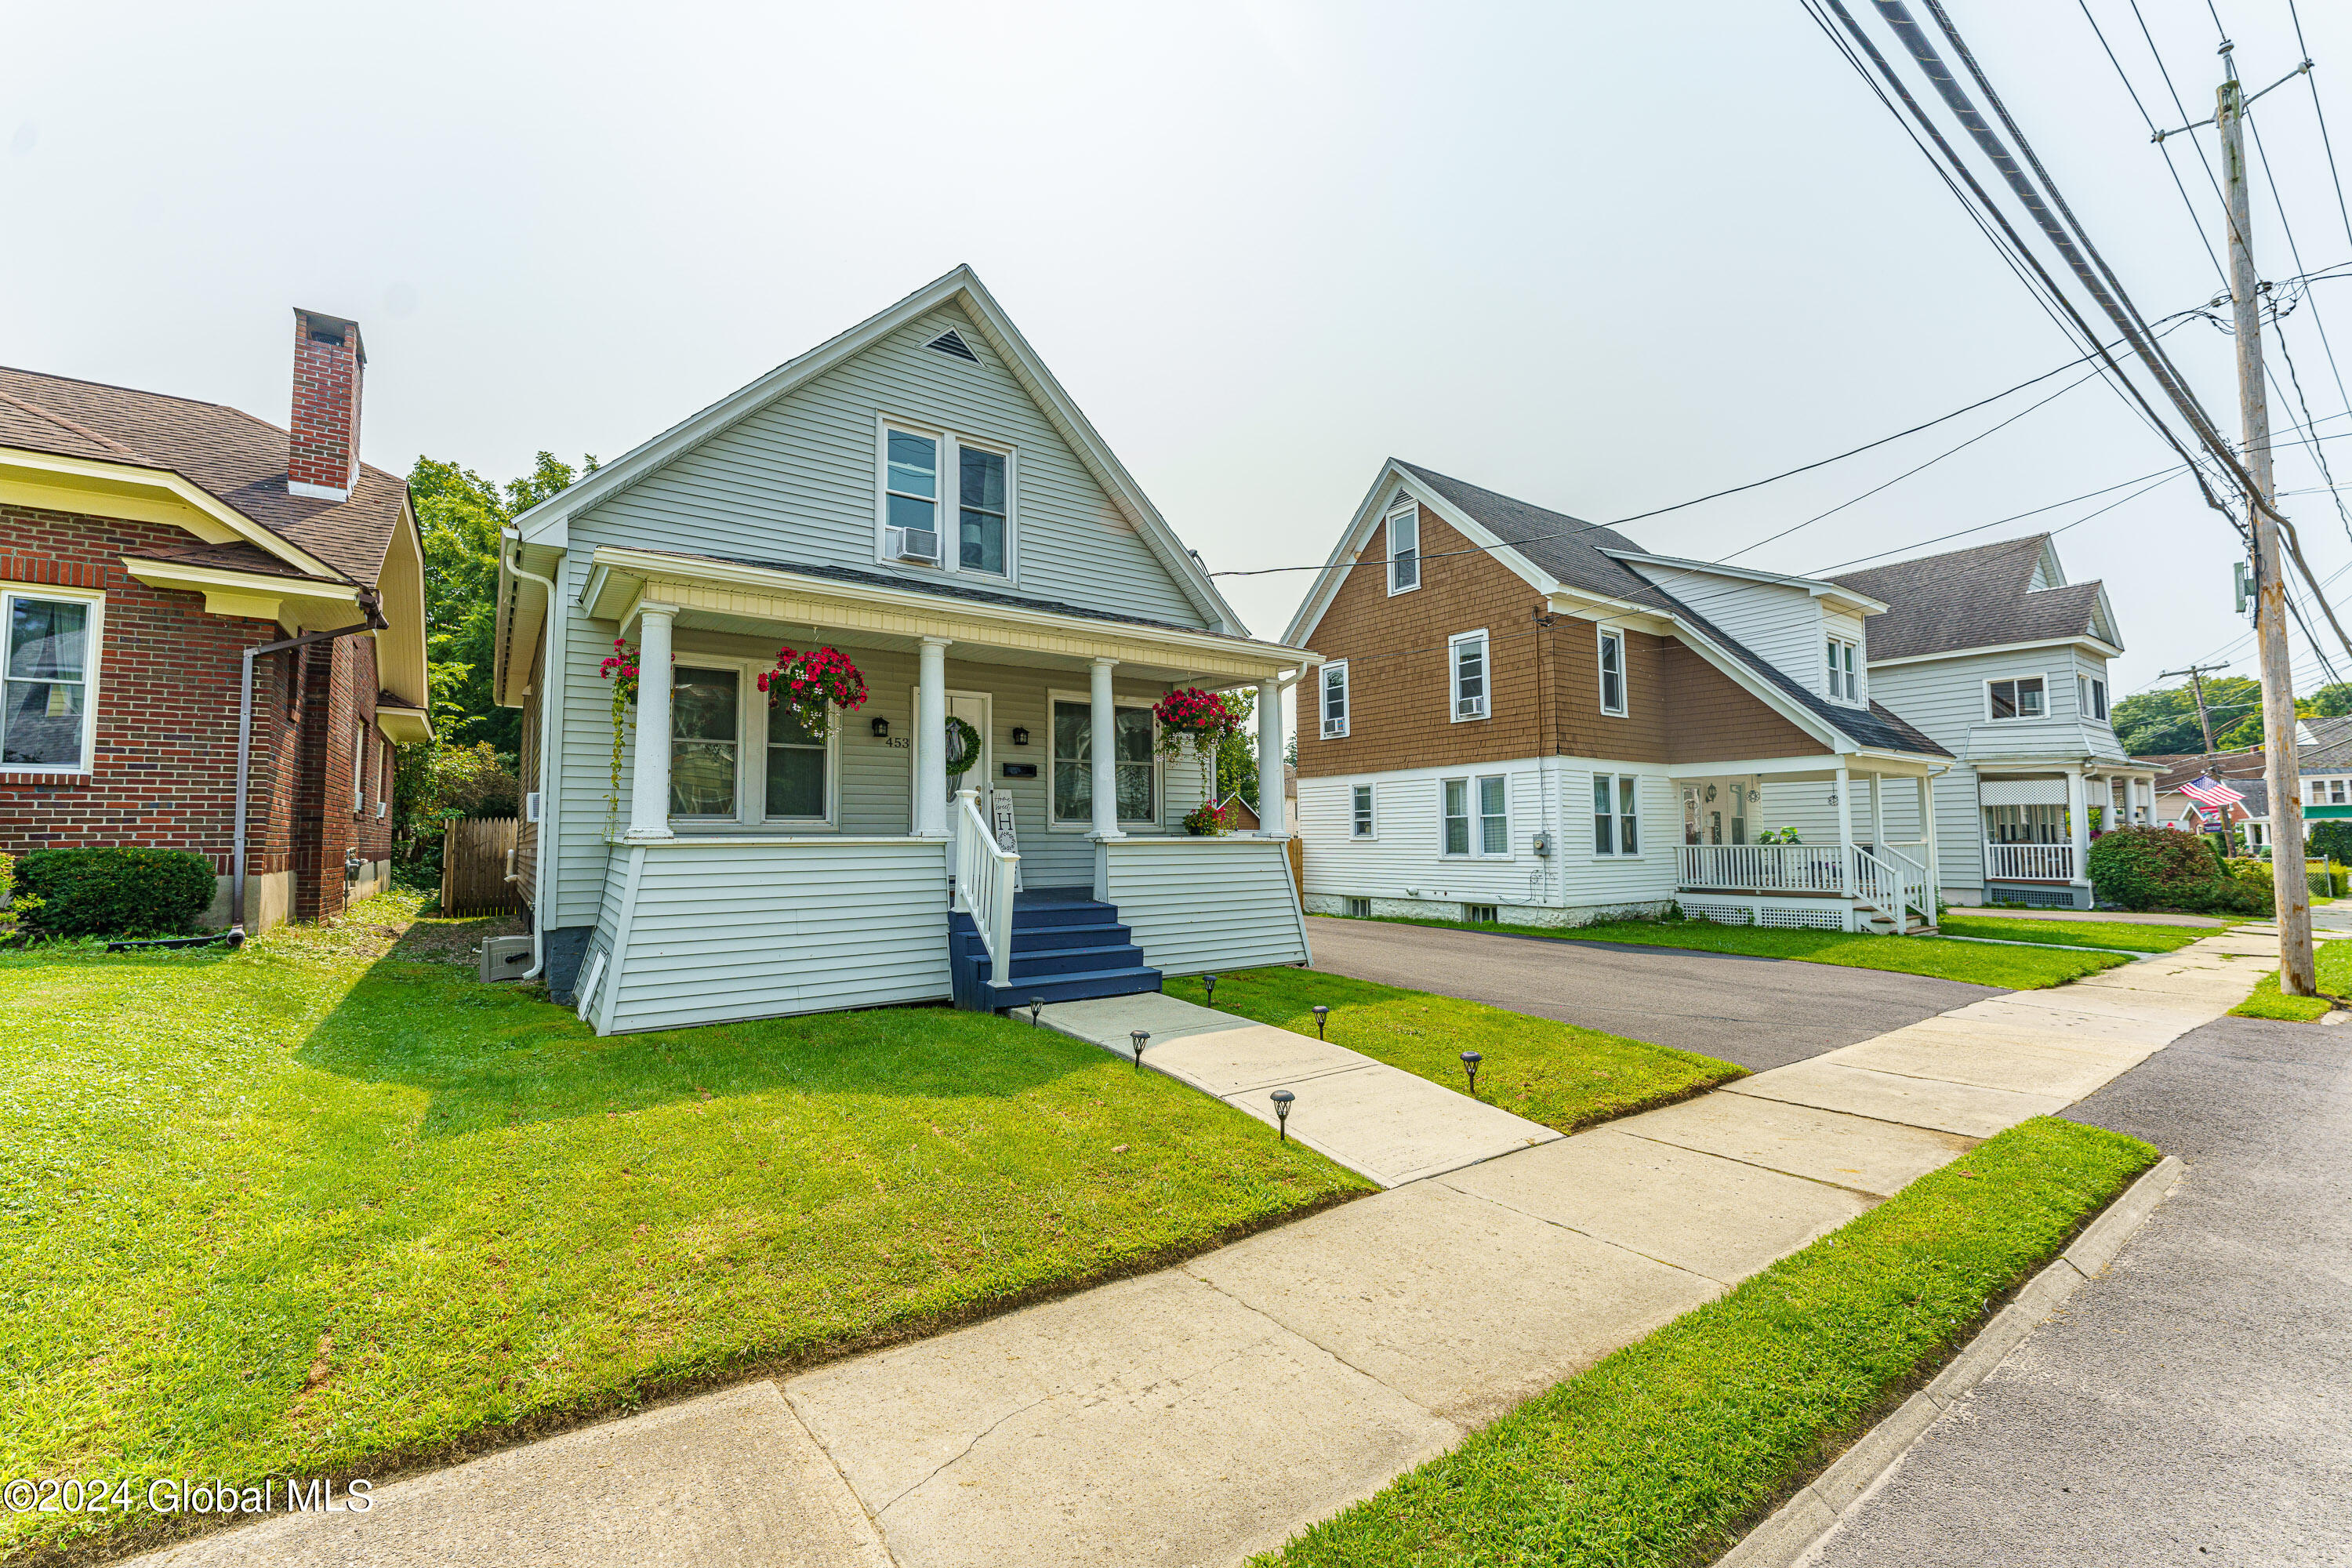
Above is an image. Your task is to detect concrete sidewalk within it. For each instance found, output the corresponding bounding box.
[133,934,2271,1568]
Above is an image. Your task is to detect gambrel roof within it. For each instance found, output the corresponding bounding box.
[1830,534,2121,662]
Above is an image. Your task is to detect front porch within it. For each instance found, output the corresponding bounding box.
[564,548,1316,1034]
[1975,766,2157,909]
[1679,757,1938,934]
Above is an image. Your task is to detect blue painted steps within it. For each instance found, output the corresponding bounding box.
[949,892,1162,1011]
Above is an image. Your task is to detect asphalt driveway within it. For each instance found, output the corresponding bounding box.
[1810,1012,2352,1566]
[1301,916,2005,1071]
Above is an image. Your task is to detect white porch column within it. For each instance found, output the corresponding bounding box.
[1090,657,1124,839]
[1257,677,1285,837]
[914,636,951,838]
[1920,771,1942,900]
[1832,763,1855,893]
[623,603,677,841]
[1867,771,1886,851]
[2066,770,2089,885]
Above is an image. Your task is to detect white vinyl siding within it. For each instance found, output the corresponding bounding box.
[1320,660,1350,739]
[1387,503,1420,593]
[1450,630,1489,721]
[1597,627,1626,717]
[1096,837,1310,975]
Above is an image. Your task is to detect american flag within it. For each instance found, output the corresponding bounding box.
[2180,775,2246,811]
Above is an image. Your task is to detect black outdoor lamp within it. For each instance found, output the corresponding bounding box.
[1270,1088,1295,1139]
[870,716,891,739]
[1131,1029,1150,1069]
[1202,972,1218,1007]
[1311,1004,1330,1040]
[1011,726,1030,746]
[1461,1051,1483,1098]
[1029,997,1044,1028]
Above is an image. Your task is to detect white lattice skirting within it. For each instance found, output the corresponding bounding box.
[1679,895,1858,931]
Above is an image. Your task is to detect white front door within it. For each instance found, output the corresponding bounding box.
[913,688,993,818]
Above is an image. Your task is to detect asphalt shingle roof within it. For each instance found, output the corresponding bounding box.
[1828,535,2113,661]
[0,367,402,588]
[1396,462,1949,759]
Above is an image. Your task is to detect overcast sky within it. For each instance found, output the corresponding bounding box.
[9,1,2352,706]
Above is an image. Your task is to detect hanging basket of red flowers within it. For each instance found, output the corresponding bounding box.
[757,644,869,737]
[1153,687,1243,833]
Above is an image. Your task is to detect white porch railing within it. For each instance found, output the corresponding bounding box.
[1853,844,1933,928]
[1678,842,1848,895]
[1984,841,2074,881]
[953,788,1018,973]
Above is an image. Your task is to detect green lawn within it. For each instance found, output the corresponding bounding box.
[0,893,1369,1559]
[1165,969,1744,1134]
[1351,914,2132,989]
[1256,1116,2160,1568]
[1935,914,2212,953]
[2230,933,2352,1021]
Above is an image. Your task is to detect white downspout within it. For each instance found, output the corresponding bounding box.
[504,532,563,980]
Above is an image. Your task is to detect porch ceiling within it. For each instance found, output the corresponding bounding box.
[583,546,1311,687]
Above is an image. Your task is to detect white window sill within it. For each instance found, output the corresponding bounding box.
[671,820,841,834]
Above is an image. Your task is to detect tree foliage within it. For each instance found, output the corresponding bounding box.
[2112,676,2261,756]
[1215,686,1259,809]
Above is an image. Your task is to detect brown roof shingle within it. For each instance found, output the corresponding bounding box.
[0,366,403,588]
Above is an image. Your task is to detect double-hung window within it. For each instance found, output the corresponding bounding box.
[670,666,742,818]
[1825,637,1860,702]
[2,590,98,772]
[1320,660,1349,739]
[766,703,828,819]
[1987,676,2045,720]
[1440,775,1508,856]
[1051,699,1155,825]
[1387,503,1420,593]
[1351,783,1375,838]
[1597,627,1626,716]
[958,445,1008,574]
[880,423,1013,577]
[2089,677,2107,720]
[883,428,942,563]
[352,728,366,814]
[1450,630,1489,720]
[665,661,836,825]
[1592,774,1640,855]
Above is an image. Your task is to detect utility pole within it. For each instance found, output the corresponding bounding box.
[2159,659,2231,754]
[2218,50,2315,992]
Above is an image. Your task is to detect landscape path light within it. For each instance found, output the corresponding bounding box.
[1131,1029,1150,1069]
[1030,998,1044,1028]
[1271,1088,1294,1139]
[1312,1004,1329,1040]
[1461,1051,1482,1098]
[1203,973,1218,1007]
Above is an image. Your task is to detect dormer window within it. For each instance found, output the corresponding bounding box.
[1826,637,1861,703]
[1386,503,1420,594]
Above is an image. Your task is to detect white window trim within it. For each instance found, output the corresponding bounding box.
[1046,688,1162,833]
[1597,626,1628,717]
[1350,782,1377,839]
[1591,771,1644,859]
[1319,659,1350,739]
[668,655,841,831]
[1437,773,1512,859]
[872,412,1018,583]
[1824,635,1863,706]
[1385,502,1421,596]
[0,584,103,777]
[1984,673,2052,722]
[1449,628,1490,723]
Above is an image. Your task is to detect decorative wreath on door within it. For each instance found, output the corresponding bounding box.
[943,715,984,779]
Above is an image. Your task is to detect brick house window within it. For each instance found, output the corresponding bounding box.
[1386,503,1420,594]
[2,589,100,772]
[1598,627,1627,717]
[352,727,366,814]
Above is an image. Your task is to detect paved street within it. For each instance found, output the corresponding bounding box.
[1808,1011,2352,1566]
[1305,916,2005,1070]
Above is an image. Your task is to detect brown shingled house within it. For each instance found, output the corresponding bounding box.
[0,310,429,932]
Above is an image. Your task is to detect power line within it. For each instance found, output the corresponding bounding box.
[2083,0,2230,285]
[2287,0,2352,256]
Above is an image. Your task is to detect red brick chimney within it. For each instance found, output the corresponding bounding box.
[288,308,364,502]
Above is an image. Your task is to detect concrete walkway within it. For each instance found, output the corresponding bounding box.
[132,935,2274,1568]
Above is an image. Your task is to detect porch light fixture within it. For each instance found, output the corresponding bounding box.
[1131,1029,1149,1069]
[1312,1004,1329,1040]
[870,716,891,739]
[1030,998,1044,1027]
[1461,1051,1482,1097]
[1270,1088,1294,1139]
[1011,726,1030,746]
[1202,973,1217,1007]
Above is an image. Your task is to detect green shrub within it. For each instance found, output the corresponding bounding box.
[16,847,217,938]
[2087,825,2268,914]
[0,852,39,939]
[2307,820,2352,865]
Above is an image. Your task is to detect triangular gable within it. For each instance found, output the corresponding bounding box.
[513,265,1242,634]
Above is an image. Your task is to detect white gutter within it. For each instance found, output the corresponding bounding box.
[503,532,564,981]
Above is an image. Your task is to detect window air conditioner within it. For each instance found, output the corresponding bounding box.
[1322,716,1346,739]
[1455,695,1487,720]
[887,526,940,564]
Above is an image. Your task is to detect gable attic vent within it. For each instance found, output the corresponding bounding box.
[925,329,979,363]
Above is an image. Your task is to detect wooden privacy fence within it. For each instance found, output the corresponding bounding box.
[441,817,522,915]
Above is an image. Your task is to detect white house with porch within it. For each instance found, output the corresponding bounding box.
[1814,534,2157,909]
[494,268,1311,1034]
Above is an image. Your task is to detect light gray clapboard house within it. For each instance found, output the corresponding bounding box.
[1763,534,2158,909]
[492,267,1312,1035]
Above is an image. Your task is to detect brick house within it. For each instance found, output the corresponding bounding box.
[0,310,429,932]
[1284,459,1951,932]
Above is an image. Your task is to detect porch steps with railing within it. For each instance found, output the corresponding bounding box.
[949,894,1164,1011]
